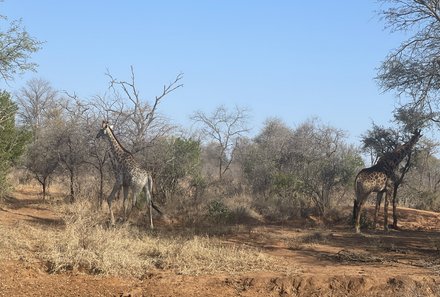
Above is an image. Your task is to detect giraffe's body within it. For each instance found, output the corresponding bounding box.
[96,121,161,228]
[353,130,421,233]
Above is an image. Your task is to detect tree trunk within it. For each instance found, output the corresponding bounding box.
[99,167,104,207]
[42,181,46,201]
[37,177,47,201]
[69,169,75,203]
[218,157,223,180]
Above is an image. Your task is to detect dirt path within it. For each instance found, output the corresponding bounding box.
[1,189,440,296]
[0,190,62,227]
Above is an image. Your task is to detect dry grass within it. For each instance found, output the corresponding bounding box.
[0,222,42,261]
[0,198,278,278]
[321,249,385,264]
[286,230,332,250]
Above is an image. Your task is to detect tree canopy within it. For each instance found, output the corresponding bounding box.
[0,15,41,82]
[377,0,440,124]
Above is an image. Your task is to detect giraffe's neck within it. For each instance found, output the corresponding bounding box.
[377,132,419,171]
[104,128,135,167]
[377,151,402,172]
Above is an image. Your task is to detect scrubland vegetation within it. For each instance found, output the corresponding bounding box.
[4,0,440,286]
[1,76,439,277]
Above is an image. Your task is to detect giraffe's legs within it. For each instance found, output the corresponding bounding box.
[374,192,383,228]
[132,185,140,209]
[148,199,153,229]
[127,186,141,222]
[144,175,154,229]
[384,188,391,232]
[122,185,129,222]
[354,193,368,233]
[107,181,122,226]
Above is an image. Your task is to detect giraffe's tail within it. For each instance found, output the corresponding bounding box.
[147,174,163,216]
[152,201,163,216]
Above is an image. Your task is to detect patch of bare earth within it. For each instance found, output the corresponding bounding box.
[1,187,440,296]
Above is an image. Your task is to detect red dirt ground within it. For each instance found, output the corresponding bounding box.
[1,188,440,296]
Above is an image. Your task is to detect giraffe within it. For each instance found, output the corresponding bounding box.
[353,129,421,233]
[96,120,162,228]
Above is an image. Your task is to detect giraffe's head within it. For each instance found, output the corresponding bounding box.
[96,120,113,139]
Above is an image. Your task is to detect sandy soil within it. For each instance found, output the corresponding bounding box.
[1,189,440,296]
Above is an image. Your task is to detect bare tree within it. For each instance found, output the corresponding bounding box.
[191,105,250,180]
[106,66,183,153]
[16,78,58,134]
[89,93,126,127]
[82,68,183,206]
[24,129,59,200]
[56,97,91,202]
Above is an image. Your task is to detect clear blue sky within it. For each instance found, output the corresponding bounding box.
[3,1,407,144]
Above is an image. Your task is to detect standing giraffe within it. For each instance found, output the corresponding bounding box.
[96,120,162,228]
[353,129,421,233]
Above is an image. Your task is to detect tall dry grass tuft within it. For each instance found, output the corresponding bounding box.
[164,236,273,275]
[0,222,44,261]
[31,198,277,277]
[37,199,154,276]
[40,223,155,276]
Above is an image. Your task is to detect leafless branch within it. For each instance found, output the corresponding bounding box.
[104,67,183,152]
[191,105,250,179]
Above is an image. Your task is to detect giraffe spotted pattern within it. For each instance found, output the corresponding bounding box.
[353,130,421,233]
[96,120,162,228]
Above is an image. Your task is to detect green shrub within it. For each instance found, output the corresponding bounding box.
[208,200,230,224]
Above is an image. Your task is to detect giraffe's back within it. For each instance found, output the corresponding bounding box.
[355,166,388,194]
